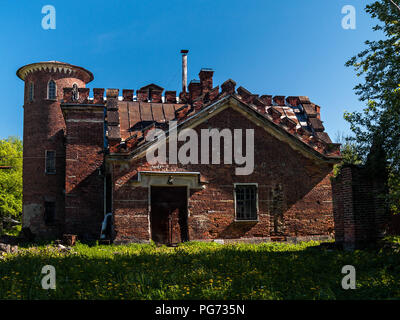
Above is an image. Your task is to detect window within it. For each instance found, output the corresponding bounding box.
[234,184,258,221]
[44,201,56,225]
[48,80,56,100]
[45,150,56,174]
[72,83,79,101]
[29,82,34,102]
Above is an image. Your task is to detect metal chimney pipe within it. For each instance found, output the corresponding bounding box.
[181,49,189,93]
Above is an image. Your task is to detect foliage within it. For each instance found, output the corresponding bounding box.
[0,241,399,300]
[344,0,400,213]
[0,137,23,234]
[333,133,362,177]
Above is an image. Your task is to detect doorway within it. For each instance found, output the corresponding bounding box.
[150,186,188,245]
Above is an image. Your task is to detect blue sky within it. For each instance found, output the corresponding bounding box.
[0,0,383,141]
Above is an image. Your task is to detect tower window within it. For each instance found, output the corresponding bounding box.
[44,201,56,225]
[45,150,56,174]
[72,83,79,101]
[48,80,56,100]
[234,184,258,221]
[28,82,34,102]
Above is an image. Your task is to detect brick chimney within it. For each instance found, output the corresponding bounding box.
[188,80,202,101]
[199,68,214,94]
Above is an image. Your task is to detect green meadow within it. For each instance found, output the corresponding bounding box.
[1,239,399,300]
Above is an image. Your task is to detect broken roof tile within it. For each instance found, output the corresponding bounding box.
[302,103,317,117]
[68,76,337,159]
[299,96,310,104]
[309,118,325,132]
[315,132,332,144]
[273,96,286,106]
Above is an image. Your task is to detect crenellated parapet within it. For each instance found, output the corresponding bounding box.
[60,68,341,159]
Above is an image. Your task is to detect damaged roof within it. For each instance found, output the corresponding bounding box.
[60,70,341,162]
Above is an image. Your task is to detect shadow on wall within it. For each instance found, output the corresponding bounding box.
[214,165,333,239]
[218,221,258,239]
[65,167,104,240]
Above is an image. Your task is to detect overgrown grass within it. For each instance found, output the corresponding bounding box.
[0,240,399,300]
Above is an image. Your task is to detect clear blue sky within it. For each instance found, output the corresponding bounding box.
[0,0,383,141]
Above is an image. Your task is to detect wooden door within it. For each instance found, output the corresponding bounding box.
[150,186,188,245]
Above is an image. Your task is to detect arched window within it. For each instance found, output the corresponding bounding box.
[48,80,56,100]
[28,82,34,102]
[72,83,79,101]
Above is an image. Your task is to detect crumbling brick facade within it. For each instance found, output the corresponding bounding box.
[17,62,92,238]
[332,165,396,249]
[17,60,342,243]
[111,108,336,243]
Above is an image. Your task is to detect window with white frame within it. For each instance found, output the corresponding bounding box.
[234,184,258,221]
[48,80,56,100]
[45,150,56,174]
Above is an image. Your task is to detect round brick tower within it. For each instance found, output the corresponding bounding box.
[17,61,93,238]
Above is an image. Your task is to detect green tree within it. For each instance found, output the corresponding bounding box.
[0,137,22,234]
[345,0,400,213]
[332,132,362,177]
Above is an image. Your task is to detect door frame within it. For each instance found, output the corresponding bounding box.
[148,185,189,243]
[137,171,205,242]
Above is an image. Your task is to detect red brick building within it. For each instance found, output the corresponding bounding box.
[17,60,341,244]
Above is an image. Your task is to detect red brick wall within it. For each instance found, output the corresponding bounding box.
[63,106,105,239]
[111,107,335,243]
[22,71,86,238]
[332,165,392,248]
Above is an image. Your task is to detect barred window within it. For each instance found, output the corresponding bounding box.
[29,82,34,102]
[48,80,56,100]
[45,150,56,174]
[235,184,258,221]
[44,201,56,225]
